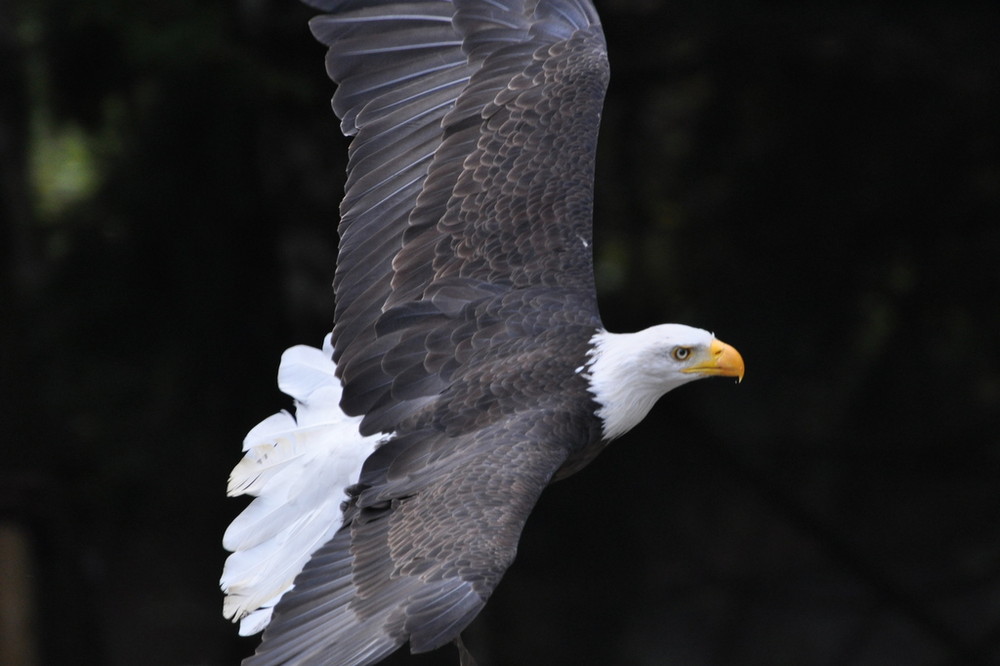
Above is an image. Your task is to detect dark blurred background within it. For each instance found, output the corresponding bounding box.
[2,0,998,664]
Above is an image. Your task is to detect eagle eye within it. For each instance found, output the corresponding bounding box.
[671,346,692,361]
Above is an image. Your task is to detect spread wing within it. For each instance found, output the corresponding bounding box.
[307,0,610,435]
[246,409,583,664]
[241,0,611,662]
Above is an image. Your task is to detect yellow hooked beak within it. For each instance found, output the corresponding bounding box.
[682,338,745,382]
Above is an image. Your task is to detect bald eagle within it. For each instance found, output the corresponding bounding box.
[221,0,744,663]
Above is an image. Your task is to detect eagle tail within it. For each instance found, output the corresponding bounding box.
[220,335,381,636]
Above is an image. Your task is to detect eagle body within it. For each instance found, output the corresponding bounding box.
[221,0,744,663]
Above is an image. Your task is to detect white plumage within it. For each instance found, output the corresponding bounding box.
[221,335,383,635]
[586,325,719,440]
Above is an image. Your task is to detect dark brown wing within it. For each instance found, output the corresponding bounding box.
[246,403,593,664]
[307,0,609,434]
[247,276,606,663]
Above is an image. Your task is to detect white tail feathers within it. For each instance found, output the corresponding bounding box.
[221,335,382,635]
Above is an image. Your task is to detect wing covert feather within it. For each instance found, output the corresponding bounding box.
[307,0,608,433]
[247,414,575,664]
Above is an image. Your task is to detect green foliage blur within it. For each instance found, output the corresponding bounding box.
[2,0,998,664]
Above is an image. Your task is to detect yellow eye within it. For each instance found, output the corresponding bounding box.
[671,347,691,361]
